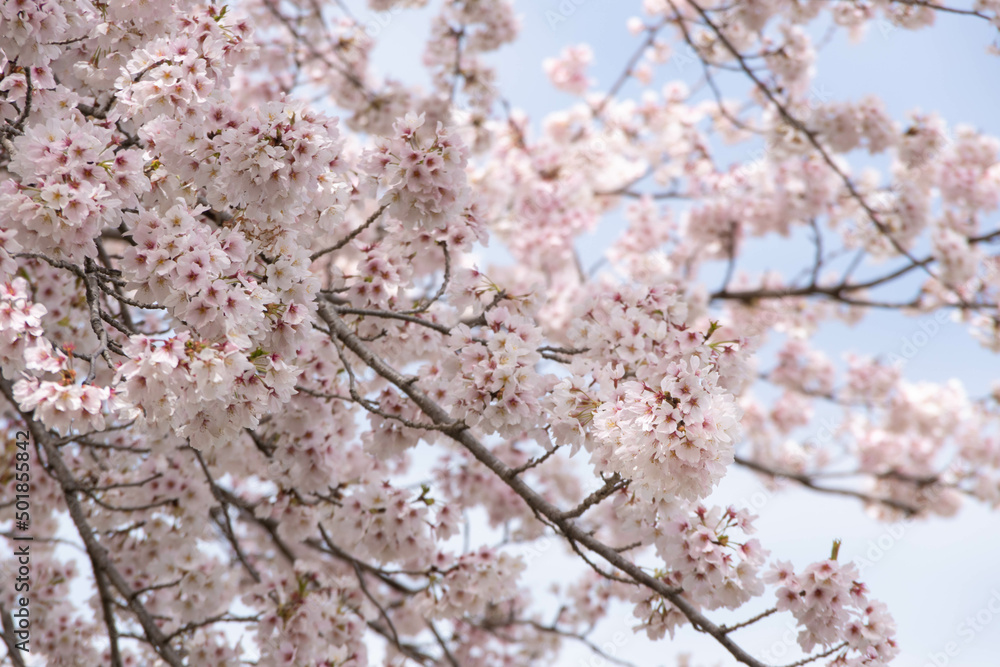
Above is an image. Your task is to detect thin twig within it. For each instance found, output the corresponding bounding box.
[311,203,390,261]
[318,306,769,667]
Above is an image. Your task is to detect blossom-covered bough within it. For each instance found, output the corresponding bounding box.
[1,0,999,665]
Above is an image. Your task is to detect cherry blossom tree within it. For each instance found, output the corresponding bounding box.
[0,1,998,666]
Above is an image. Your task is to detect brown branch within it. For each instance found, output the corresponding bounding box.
[513,619,638,667]
[722,606,778,634]
[592,19,668,117]
[317,303,769,667]
[0,378,185,667]
[684,0,967,305]
[311,202,389,262]
[559,475,626,520]
[188,445,263,584]
[329,304,453,336]
[734,456,919,515]
[779,641,848,667]
[94,569,124,667]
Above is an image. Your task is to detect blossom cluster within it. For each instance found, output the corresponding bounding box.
[250,567,368,667]
[654,505,767,611]
[421,547,526,620]
[361,111,472,231]
[592,357,741,503]
[114,332,298,446]
[442,304,550,437]
[0,278,61,379]
[0,116,147,261]
[770,559,899,665]
[549,282,746,505]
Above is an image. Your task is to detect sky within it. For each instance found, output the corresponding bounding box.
[354,2,1000,666]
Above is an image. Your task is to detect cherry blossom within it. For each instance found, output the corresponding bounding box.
[2,1,1000,666]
